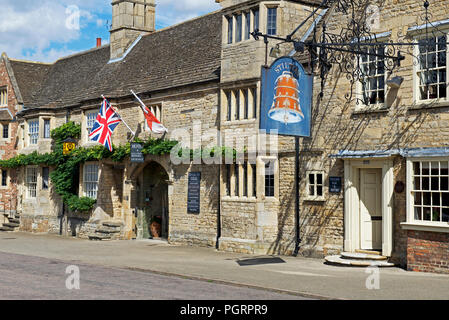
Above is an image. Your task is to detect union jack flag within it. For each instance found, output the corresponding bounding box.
[88,98,122,151]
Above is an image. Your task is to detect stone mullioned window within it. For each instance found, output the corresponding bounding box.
[226,7,259,45]
[224,88,257,122]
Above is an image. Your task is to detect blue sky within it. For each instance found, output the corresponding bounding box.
[0,0,221,63]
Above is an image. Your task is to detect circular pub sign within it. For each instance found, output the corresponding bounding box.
[63,138,77,155]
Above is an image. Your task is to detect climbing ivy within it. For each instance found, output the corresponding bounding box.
[0,121,243,213]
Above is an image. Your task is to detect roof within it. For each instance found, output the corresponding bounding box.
[12,11,222,110]
[8,60,51,105]
[0,108,13,121]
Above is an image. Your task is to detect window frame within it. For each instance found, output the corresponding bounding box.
[266,7,277,36]
[83,163,99,200]
[264,160,275,198]
[306,171,325,201]
[26,166,38,199]
[406,158,449,227]
[413,32,449,104]
[227,16,233,44]
[86,110,98,142]
[43,119,51,139]
[224,87,257,122]
[2,123,8,139]
[1,169,7,187]
[42,167,49,190]
[0,87,7,106]
[358,45,387,108]
[28,119,39,145]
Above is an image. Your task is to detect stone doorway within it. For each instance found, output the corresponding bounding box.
[136,161,169,240]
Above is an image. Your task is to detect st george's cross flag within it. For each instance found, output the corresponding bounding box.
[88,98,122,151]
[131,90,168,134]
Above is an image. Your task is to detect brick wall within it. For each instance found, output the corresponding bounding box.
[0,59,19,222]
[407,230,449,274]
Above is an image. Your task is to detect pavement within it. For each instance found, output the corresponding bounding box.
[1,232,449,300]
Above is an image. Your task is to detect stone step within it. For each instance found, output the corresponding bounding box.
[7,218,20,224]
[355,249,382,256]
[0,226,14,231]
[102,221,122,228]
[95,227,120,234]
[88,234,111,241]
[3,222,19,228]
[325,255,395,267]
[341,252,387,261]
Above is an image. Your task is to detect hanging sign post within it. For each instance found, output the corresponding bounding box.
[260,56,313,256]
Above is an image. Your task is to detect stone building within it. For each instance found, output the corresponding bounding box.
[2,0,449,274]
[0,54,50,230]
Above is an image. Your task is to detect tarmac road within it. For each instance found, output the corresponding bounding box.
[0,251,307,300]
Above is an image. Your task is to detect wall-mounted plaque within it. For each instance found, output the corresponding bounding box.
[329,177,342,193]
[130,142,144,163]
[187,172,201,214]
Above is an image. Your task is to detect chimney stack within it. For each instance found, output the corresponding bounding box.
[110,0,156,60]
[96,38,102,48]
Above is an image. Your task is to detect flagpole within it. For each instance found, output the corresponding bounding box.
[130,90,148,114]
[101,95,136,138]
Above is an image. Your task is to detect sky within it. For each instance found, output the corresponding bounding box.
[0,0,221,63]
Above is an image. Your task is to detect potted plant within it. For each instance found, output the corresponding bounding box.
[150,215,162,238]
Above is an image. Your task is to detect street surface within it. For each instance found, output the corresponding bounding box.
[0,232,449,299]
[0,251,304,300]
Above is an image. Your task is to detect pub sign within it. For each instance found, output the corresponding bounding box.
[260,57,312,137]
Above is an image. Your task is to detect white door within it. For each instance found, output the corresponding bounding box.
[360,169,382,250]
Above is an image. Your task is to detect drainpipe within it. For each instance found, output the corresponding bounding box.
[293,136,301,256]
[216,87,222,250]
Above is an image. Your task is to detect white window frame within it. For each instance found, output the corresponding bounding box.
[0,87,7,106]
[405,157,449,231]
[306,171,325,201]
[26,166,38,199]
[83,163,99,199]
[413,30,449,104]
[28,119,39,145]
[355,36,389,110]
[86,110,98,142]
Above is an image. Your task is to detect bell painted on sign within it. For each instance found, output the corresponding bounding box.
[268,71,304,124]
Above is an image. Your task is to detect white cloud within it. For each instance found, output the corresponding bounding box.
[0,0,221,62]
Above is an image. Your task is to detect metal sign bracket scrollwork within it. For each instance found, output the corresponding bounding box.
[251,0,447,105]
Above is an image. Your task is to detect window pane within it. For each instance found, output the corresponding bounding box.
[245,12,250,40]
[227,16,233,44]
[236,14,242,42]
[267,8,277,35]
[253,9,259,31]
[3,124,8,139]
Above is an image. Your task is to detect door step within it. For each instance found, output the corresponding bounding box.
[355,249,382,255]
[341,252,387,261]
[325,255,394,267]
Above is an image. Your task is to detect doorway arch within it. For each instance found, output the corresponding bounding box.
[136,161,170,239]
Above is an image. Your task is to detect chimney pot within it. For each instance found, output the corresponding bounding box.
[96,38,102,48]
